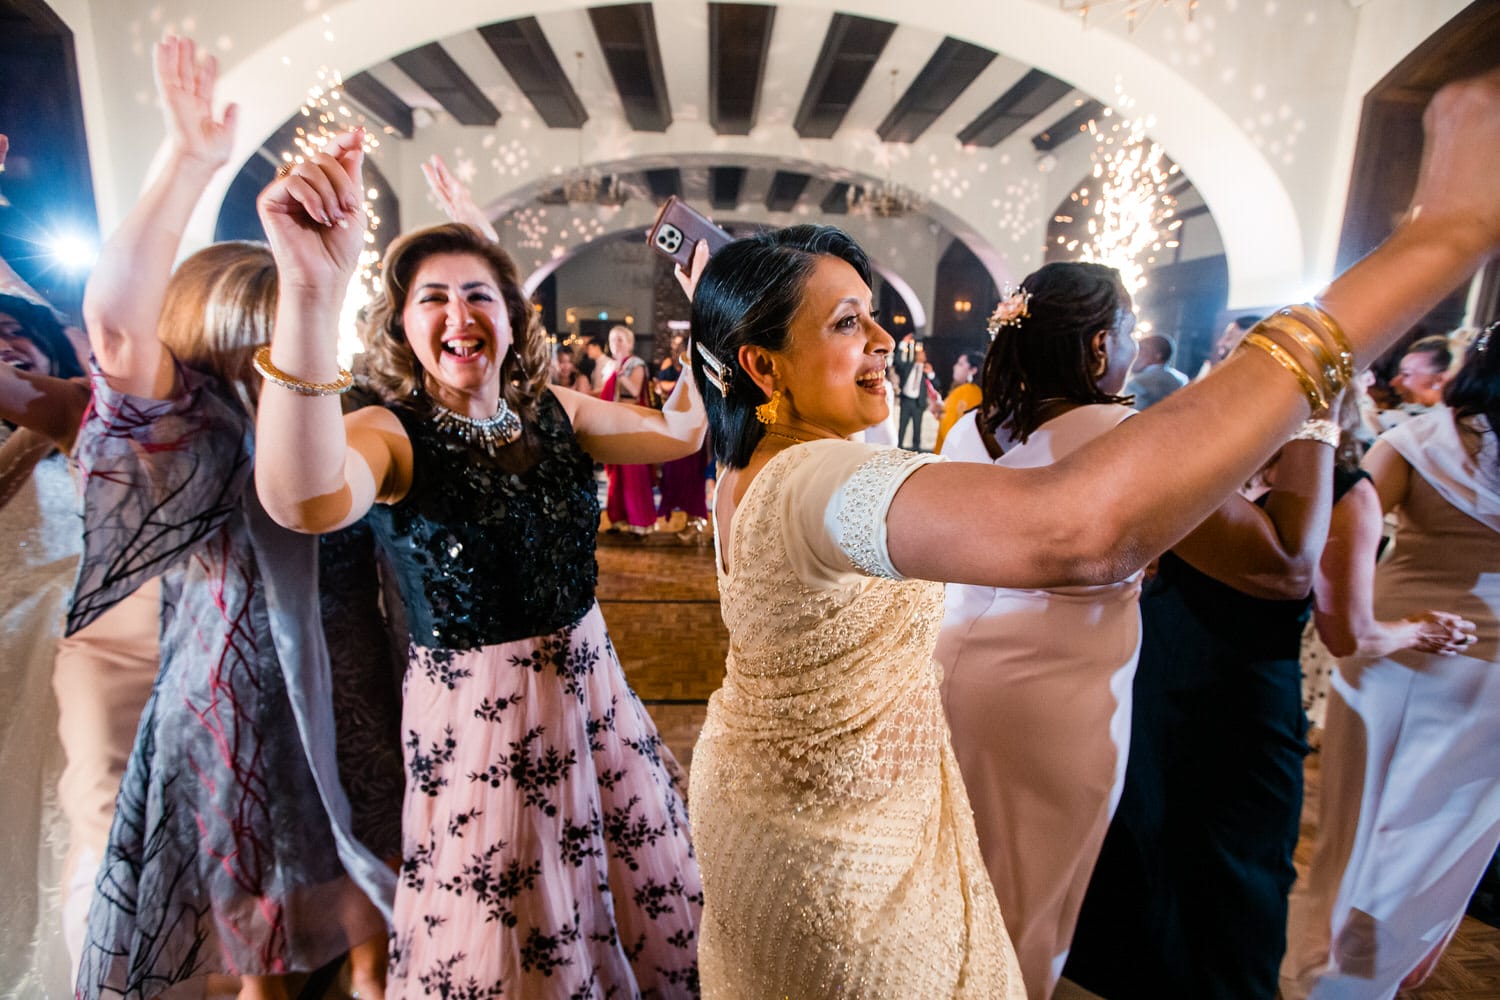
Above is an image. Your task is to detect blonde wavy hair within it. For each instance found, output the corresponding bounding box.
[363,223,548,420]
[157,241,277,412]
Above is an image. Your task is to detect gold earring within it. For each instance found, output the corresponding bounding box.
[755,389,782,425]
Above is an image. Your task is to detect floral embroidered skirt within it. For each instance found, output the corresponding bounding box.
[390,603,702,999]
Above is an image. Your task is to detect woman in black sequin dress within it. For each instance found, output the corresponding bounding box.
[252,140,708,999]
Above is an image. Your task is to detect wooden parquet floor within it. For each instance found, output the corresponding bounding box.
[605,538,1500,997]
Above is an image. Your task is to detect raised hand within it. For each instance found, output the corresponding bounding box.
[421,154,499,242]
[256,129,367,294]
[674,238,711,302]
[1411,68,1500,246]
[153,33,237,170]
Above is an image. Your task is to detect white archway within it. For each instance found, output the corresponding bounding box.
[178,0,1301,304]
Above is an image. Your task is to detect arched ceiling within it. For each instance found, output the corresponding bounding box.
[179,0,1300,305]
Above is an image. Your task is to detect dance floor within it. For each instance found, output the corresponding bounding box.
[604,536,1500,999]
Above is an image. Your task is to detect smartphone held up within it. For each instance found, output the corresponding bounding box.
[647,196,734,269]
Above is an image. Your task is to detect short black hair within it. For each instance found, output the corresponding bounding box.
[0,293,83,379]
[1137,334,1174,364]
[689,225,871,468]
[1405,334,1453,372]
[977,261,1133,444]
[960,351,985,370]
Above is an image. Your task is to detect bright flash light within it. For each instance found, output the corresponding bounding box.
[46,231,98,273]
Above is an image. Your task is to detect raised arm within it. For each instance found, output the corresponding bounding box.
[1312,474,1475,659]
[82,35,237,398]
[887,69,1500,590]
[1169,436,1335,600]
[253,129,409,534]
[422,154,500,243]
[552,367,706,465]
[0,364,90,451]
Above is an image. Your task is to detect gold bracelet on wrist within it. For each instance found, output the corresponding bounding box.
[252,344,354,396]
[1240,331,1327,413]
[1290,417,1341,448]
[1260,314,1347,400]
[1284,303,1355,383]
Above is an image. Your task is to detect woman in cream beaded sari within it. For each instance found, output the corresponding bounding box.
[682,70,1500,999]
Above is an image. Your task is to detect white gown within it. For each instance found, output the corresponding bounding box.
[0,441,79,997]
[1281,408,1500,999]
[936,406,1142,999]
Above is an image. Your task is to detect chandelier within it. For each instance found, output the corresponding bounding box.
[1059,0,1199,31]
[849,70,923,220]
[558,173,629,207]
[849,179,922,219]
[539,52,630,208]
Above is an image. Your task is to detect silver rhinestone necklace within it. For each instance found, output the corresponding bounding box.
[430,398,523,456]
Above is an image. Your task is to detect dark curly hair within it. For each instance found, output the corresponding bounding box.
[689,225,872,468]
[0,293,84,379]
[976,261,1134,445]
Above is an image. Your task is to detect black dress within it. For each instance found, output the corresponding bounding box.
[366,390,702,999]
[1066,468,1368,999]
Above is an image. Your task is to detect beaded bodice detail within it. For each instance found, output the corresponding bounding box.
[368,390,599,650]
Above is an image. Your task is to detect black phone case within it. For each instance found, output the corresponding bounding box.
[647,196,734,268]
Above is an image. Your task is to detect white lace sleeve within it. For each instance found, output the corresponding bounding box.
[778,440,944,587]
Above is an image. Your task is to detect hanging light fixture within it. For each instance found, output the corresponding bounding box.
[1059,0,1199,31]
[541,52,629,208]
[849,69,923,220]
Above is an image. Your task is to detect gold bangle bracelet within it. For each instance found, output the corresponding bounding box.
[252,344,354,396]
[1284,303,1355,383]
[1240,331,1327,413]
[1260,314,1346,399]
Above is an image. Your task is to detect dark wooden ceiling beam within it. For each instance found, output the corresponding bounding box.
[1031,99,1105,152]
[341,71,415,139]
[820,181,854,214]
[709,3,775,135]
[765,170,810,212]
[477,17,588,128]
[793,13,896,139]
[645,168,682,201]
[588,3,673,132]
[393,42,500,127]
[877,37,995,144]
[956,68,1072,148]
[710,166,747,209]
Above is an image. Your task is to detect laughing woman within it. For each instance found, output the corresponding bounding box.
[679,70,1500,999]
[252,144,707,997]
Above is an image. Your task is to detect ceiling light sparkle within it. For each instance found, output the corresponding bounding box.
[1070,90,1180,294]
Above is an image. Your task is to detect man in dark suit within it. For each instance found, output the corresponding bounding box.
[893,334,937,451]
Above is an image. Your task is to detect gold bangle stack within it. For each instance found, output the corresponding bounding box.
[252,344,354,396]
[1235,301,1357,416]
[1242,332,1328,412]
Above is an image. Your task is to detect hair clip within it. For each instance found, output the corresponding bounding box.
[1477,321,1496,354]
[987,286,1032,336]
[695,340,732,397]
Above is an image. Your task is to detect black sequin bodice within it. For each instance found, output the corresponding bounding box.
[368,391,600,650]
